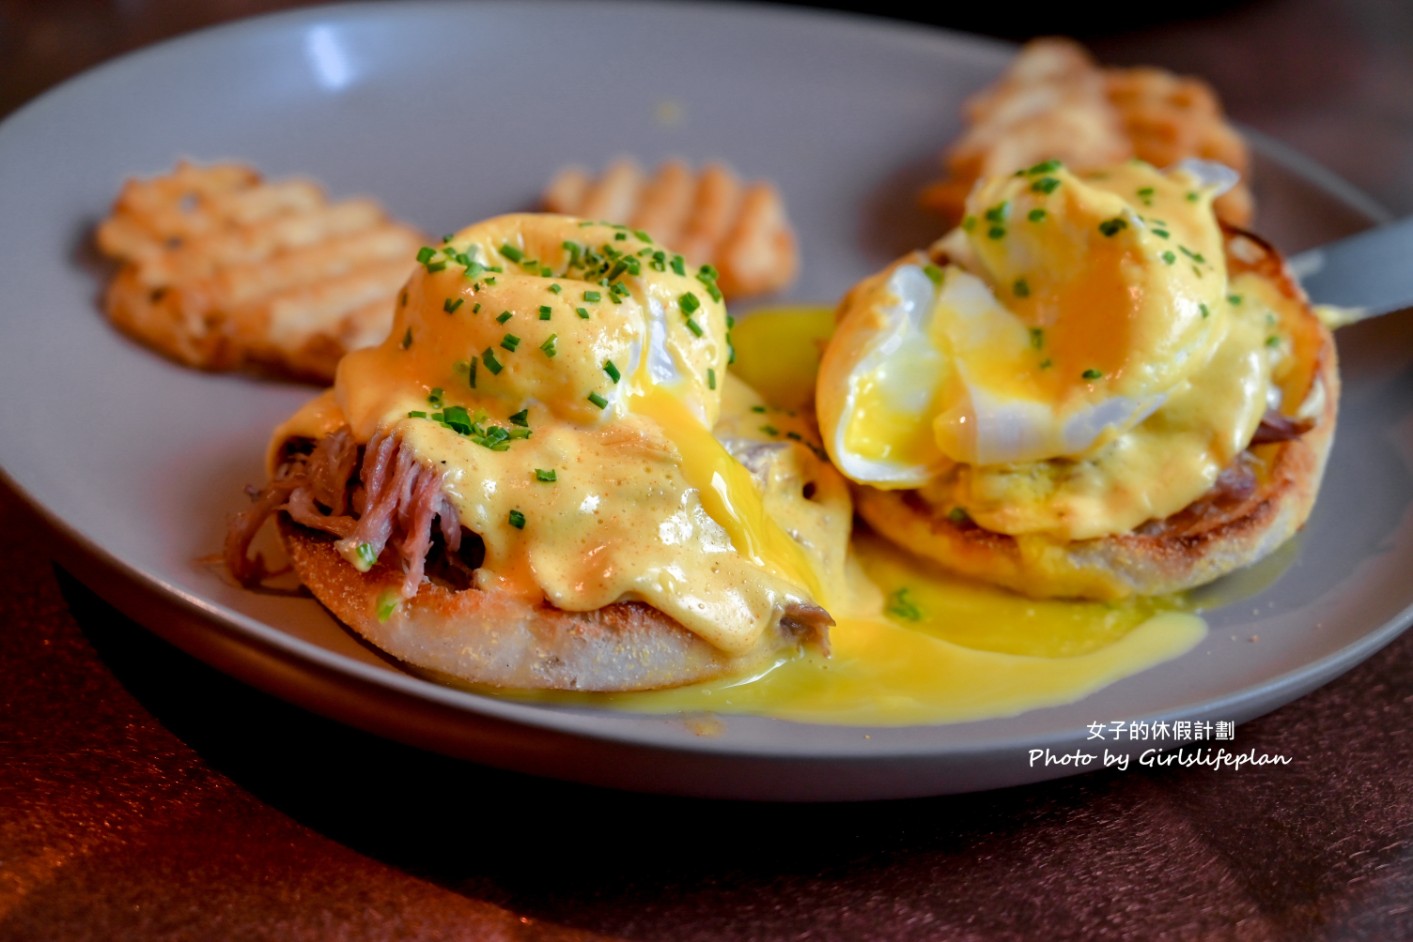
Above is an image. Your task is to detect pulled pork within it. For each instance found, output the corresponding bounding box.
[226,427,463,597]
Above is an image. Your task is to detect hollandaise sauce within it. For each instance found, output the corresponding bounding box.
[511,304,1207,726]
[581,533,1205,726]
[268,212,1211,725]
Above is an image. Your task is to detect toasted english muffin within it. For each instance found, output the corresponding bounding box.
[852,226,1337,600]
[278,517,824,691]
[226,421,841,692]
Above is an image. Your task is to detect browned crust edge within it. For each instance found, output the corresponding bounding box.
[279,518,805,691]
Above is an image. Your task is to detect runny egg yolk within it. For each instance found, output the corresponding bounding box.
[517,305,1210,726]
[271,213,836,654]
[818,160,1273,541]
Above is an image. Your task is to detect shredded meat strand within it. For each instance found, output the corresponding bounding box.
[224,475,301,585]
[1136,452,1259,537]
[225,426,458,597]
[1251,408,1313,445]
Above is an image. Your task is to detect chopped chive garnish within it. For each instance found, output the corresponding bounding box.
[439,405,473,435]
[1028,208,1047,222]
[1162,251,1177,265]
[1228,294,1243,305]
[376,591,399,622]
[962,215,977,231]
[886,587,922,621]
[468,355,478,388]
[946,506,972,525]
[1082,368,1103,380]
[400,327,413,349]
[587,391,609,410]
[1030,327,1045,350]
[499,243,523,262]
[356,542,379,570]
[483,348,503,374]
[984,201,1010,223]
[680,292,701,314]
[576,307,590,319]
[1266,335,1281,347]
[707,367,716,390]
[760,424,779,437]
[407,410,427,419]
[583,290,601,302]
[1031,177,1061,195]
[1200,303,1210,318]
[670,255,686,275]
[1153,228,1170,239]
[416,246,436,265]
[1179,246,1205,263]
[923,264,945,285]
[508,409,529,427]
[549,283,562,294]
[696,265,722,302]
[497,310,514,324]
[1099,218,1128,237]
[539,334,557,357]
[1039,357,1053,369]
[535,469,557,483]
[538,305,552,320]
[1027,159,1062,175]
[685,318,704,337]
[501,334,520,352]
[1013,278,1030,298]
[603,360,621,383]
[987,226,1006,239]
[442,297,463,314]
[508,509,526,529]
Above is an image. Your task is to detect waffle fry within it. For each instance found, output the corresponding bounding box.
[921,38,1253,227]
[96,161,427,382]
[1105,67,1254,226]
[541,157,798,299]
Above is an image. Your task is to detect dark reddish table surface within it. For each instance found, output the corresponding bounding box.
[2,1,1411,939]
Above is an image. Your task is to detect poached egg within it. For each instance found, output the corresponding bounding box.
[271,213,843,654]
[817,160,1275,540]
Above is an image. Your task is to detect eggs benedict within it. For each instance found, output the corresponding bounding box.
[818,159,1337,599]
[226,213,852,690]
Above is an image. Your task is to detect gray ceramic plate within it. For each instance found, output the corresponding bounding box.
[1,1,1409,801]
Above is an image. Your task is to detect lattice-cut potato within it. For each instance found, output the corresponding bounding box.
[921,38,1253,228]
[542,157,797,300]
[96,160,427,382]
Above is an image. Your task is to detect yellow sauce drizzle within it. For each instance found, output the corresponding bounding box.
[507,305,1209,727]
[628,382,826,605]
[527,531,1205,726]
